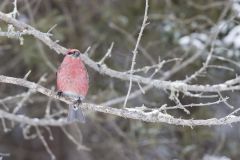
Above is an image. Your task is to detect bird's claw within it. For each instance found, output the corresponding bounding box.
[97,63,101,68]
[74,97,82,106]
[57,91,63,97]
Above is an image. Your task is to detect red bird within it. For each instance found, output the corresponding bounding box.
[57,49,89,123]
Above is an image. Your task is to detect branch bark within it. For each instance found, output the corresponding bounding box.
[0,75,240,127]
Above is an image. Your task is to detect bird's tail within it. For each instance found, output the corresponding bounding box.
[68,104,86,123]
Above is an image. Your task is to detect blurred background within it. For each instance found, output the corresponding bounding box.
[1,0,240,160]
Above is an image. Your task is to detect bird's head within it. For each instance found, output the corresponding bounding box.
[66,49,81,58]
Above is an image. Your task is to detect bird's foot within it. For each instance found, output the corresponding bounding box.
[57,91,63,97]
[76,97,82,104]
[73,97,82,105]
[72,97,82,110]
[97,63,101,68]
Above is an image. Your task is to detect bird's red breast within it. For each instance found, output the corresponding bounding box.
[57,54,89,99]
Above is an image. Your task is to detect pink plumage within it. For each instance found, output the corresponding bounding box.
[57,49,89,123]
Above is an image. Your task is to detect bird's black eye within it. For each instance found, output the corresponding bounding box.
[67,51,73,55]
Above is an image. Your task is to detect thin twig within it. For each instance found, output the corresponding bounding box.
[124,0,149,107]
[60,126,90,151]
[35,126,56,160]
[98,42,114,65]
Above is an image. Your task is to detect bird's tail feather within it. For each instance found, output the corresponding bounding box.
[68,104,86,123]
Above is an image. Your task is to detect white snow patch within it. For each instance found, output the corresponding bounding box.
[232,0,240,17]
[223,26,240,48]
[203,155,231,160]
[179,33,208,50]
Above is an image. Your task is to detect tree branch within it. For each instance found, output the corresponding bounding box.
[1,75,240,126]
[1,11,240,95]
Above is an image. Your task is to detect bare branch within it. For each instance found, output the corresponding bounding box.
[98,42,114,65]
[0,75,240,126]
[35,126,56,160]
[124,0,149,107]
